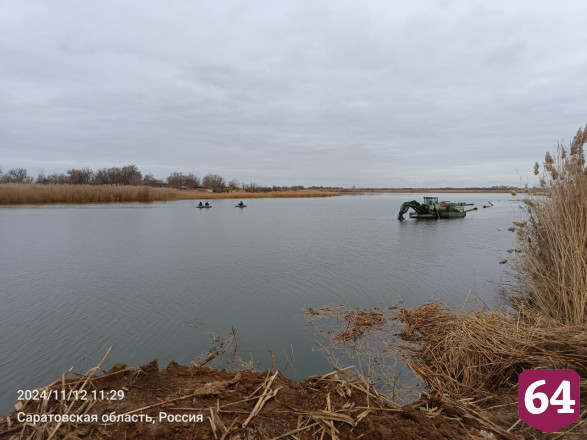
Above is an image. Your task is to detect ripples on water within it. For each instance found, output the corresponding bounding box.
[0,194,520,413]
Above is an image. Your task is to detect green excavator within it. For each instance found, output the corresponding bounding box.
[398,196,475,220]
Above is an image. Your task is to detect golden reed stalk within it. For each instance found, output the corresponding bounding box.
[0,184,340,204]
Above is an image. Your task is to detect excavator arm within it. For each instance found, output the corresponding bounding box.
[397,200,426,220]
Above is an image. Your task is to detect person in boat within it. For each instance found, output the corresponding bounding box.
[197,201,203,207]
[204,202,210,207]
[238,201,244,206]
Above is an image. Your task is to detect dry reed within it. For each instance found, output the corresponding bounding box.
[398,303,587,399]
[0,184,340,205]
[0,184,188,204]
[507,124,587,326]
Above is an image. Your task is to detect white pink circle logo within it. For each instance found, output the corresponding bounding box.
[518,370,580,433]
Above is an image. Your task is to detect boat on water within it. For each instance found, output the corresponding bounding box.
[235,204,247,208]
[398,196,474,220]
[196,205,212,209]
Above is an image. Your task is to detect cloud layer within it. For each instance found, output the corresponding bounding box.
[1,0,586,187]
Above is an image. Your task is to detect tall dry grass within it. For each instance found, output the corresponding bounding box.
[398,303,587,437]
[509,124,587,326]
[399,303,587,399]
[0,185,340,205]
[0,184,189,204]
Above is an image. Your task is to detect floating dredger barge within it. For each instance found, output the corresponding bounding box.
[398,196,475,220]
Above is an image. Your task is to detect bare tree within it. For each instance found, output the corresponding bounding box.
[142,174,164,187]
[121,165,142,185]
[93,165,142,185]
[202,173,226,192]
[37,172,69,184]
[166,172,201,189]
[67,168,95,184]
[93,168,111,185]
[242,181,260,192]
[184,173,201,189]
[0,168,34,183]
[167,172,186,189]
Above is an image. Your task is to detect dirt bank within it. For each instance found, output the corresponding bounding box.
[0,360,509,440]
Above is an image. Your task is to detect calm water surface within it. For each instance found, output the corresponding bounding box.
[0,193,520,413]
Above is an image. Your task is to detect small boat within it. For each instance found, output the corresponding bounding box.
[235,204,247,208]
[398,196,474,220]
[196,204,212,209]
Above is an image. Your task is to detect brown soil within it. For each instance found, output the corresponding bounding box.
[0,360,509,440]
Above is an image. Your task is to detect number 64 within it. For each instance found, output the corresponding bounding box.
[525,380,575,414]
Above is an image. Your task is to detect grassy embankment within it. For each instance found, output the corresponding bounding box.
[0,184,340,205]
[398,126,587,438]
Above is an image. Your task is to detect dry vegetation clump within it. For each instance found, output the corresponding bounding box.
[398,303,587,399]
[333,309,386,344]
[304,307,388,344]
[397,304,587,437]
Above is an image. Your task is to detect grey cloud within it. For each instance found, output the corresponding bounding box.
[1,0,586,187]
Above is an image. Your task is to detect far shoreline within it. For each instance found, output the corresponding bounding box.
[340,187,519,194]
[0,183,521,205]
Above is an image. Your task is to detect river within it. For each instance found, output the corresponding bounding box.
[0,193,520,414]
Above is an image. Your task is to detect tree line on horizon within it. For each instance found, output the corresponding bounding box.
[0,165,520,192]
[0,165,312,193]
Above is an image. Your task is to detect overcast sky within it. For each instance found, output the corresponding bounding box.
[1,1,586,187]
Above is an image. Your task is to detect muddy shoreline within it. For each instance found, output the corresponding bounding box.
[0,359,510,440]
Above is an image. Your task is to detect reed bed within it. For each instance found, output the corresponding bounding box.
[397,303,587,437]
[399,304,587,399]
[507,125,587,326]
[0,184,189,204]
[0,184,340,205]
